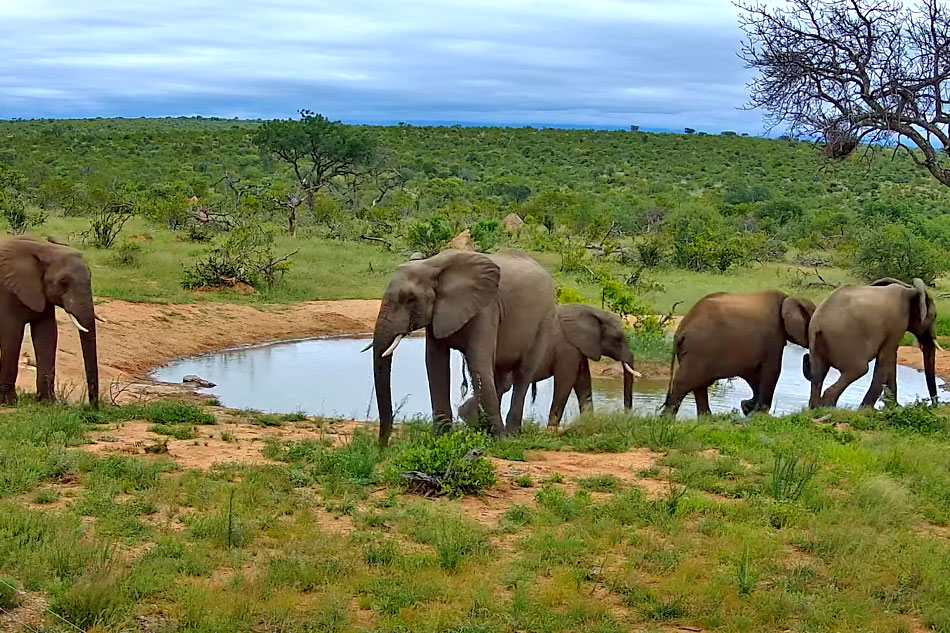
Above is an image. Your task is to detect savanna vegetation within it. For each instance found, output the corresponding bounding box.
[2,400,950,632]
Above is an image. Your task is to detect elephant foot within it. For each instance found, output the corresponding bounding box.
[740,398,756,416]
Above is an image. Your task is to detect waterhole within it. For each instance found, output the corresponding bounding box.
[152,336,947,422]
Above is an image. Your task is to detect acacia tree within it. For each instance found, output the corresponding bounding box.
[738,0,950,185]
[253,110,377,235]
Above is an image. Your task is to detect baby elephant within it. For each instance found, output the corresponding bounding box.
[663,290,815,416]
[459,304,637,429]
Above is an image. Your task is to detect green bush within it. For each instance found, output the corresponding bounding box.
[142,401,215,425]
[0,576,22,610]
[0,166,45,234]
[181,223,293,290]
[667,208,748,272]
[851,223,949,284]
[881,402,945,434]
[469,218,502,251]
[110,241,144,267]
[406,214,453,256]
[387,428,496,496]
[637,233,670,267]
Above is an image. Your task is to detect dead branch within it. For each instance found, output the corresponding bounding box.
[360,235,394,250]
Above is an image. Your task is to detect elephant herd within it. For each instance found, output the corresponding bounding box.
[373,249,941,445]
[0,236,938,444]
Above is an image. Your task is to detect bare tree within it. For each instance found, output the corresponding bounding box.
[738,0,950,186]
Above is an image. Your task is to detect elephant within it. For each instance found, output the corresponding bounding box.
[663,290,815,416]
[0,236,99,406]
[371,249,555,445]
[803,277,939,409]
[458,303,637,428]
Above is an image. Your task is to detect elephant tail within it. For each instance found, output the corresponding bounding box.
[663,333,682,405]
[531,382,538,404]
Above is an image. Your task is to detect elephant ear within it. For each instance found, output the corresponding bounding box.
[870,277,910,288]
[0,239,46,312]
[912,278,929,323]
[431,250,501,339]
[781,297,814,348]
[558,304,603,360]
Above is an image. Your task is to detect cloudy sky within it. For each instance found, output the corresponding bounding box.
[0,0,763,132]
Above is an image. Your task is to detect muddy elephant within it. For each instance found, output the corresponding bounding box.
[0,236,99,405]
[663,290,815,416]
[804,277,939,408]
[458,304,637,429]
[371,249,555,445]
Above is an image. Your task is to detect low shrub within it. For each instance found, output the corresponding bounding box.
[881,401,946,434]
[181,223,294,290]
[110,241,144,267]
[469,218,502,251]
[142,401,215,425]
[406,214,453,256]
[851,223,949,284]
[387,428,496,496]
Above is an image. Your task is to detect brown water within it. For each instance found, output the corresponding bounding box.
[152,336,947,422]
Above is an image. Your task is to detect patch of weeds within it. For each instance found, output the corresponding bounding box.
[85,455,173,492]
[387,427,496,496]
[643,595,688,621]
[520,529,591,570]
[513,474,534,487]
[264,555,349,591]
[49,569,129,630]
[186,489,248,549]
[148,423,197,440]
[577,474,620,492]
[535,485,589,522]
[0,576,22,610]
[490,439,527,461]
[301,595,349,632]
[545,472,565,484]
[403,509,489,571]
[32,489,59,505]
[735,546,756,595]
[273,430,382,487]
[768,451,818,502]
[503,505,533,531]
[637,465,660,478]
[647,418,681,450]
[220,431,236,443]
[362,574,441,615]
[881,401,946,434]
[140,401,215,425]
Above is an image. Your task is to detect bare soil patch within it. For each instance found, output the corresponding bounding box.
[898,344,950,382]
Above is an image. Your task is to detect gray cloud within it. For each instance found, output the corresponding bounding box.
[0,0,764,132]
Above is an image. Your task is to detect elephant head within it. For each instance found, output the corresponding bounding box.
[372,250,501,445]
[558,304,637,409]
[871,277,939,401]
[781,296,816,348]
[0,237,99,405]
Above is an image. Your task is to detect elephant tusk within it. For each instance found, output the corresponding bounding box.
[623,363,642,379]
[95,314,108,324]
[360,341,373,353]
[937,341,945,352]
[381,335,403,358]
[67,312,89,333]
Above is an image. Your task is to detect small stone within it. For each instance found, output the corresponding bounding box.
[183,374,216,388]
[410,251,425,261]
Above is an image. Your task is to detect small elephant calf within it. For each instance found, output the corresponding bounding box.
[663,290,815,416]
[459,304,637,429]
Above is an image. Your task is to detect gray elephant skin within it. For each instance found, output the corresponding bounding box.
[371,249,555,445]
[459,303,637,428]
[804,277,939,408]
[0,236,99,406]
[664,290,815,416]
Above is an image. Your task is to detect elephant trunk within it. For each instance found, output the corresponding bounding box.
[372,308,404,447]
[922,339,937,403]
[63,293,99,407]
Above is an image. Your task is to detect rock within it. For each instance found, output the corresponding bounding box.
[503,213,524,232]
[445,229,477,252]
[183,375,216,388]
[410,251,426,261]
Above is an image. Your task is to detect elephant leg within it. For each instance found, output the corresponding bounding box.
[753,355,782,414]
[0,324,25,405]
[31,314,58,402]
[548,371,576,429]
[884,359,898,406]
[862,347,897,408]
[465,351,502,437]
[740,366,761,416]
[574,360,593,413]
[820,364,868,408]
[694,385,711,416]
[425,336,453,434]
[808,353,831,409]
[505,380,529,435]
[662,359,692,417]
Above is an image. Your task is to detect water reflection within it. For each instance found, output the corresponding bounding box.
[152,337,947,421]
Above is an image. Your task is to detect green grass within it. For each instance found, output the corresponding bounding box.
[2,400,950,632]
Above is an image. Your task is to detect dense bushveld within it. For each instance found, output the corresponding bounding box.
[2,401,950,632]
[2,116,950,357]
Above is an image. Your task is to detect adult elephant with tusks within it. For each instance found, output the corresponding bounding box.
[0,236,99,406]
[369,249,555,446]
[804,277,941,409]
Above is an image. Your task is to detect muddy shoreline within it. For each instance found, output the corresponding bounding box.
[14,298,949,403]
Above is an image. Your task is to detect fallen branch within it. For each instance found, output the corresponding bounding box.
[360,235,394,250]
